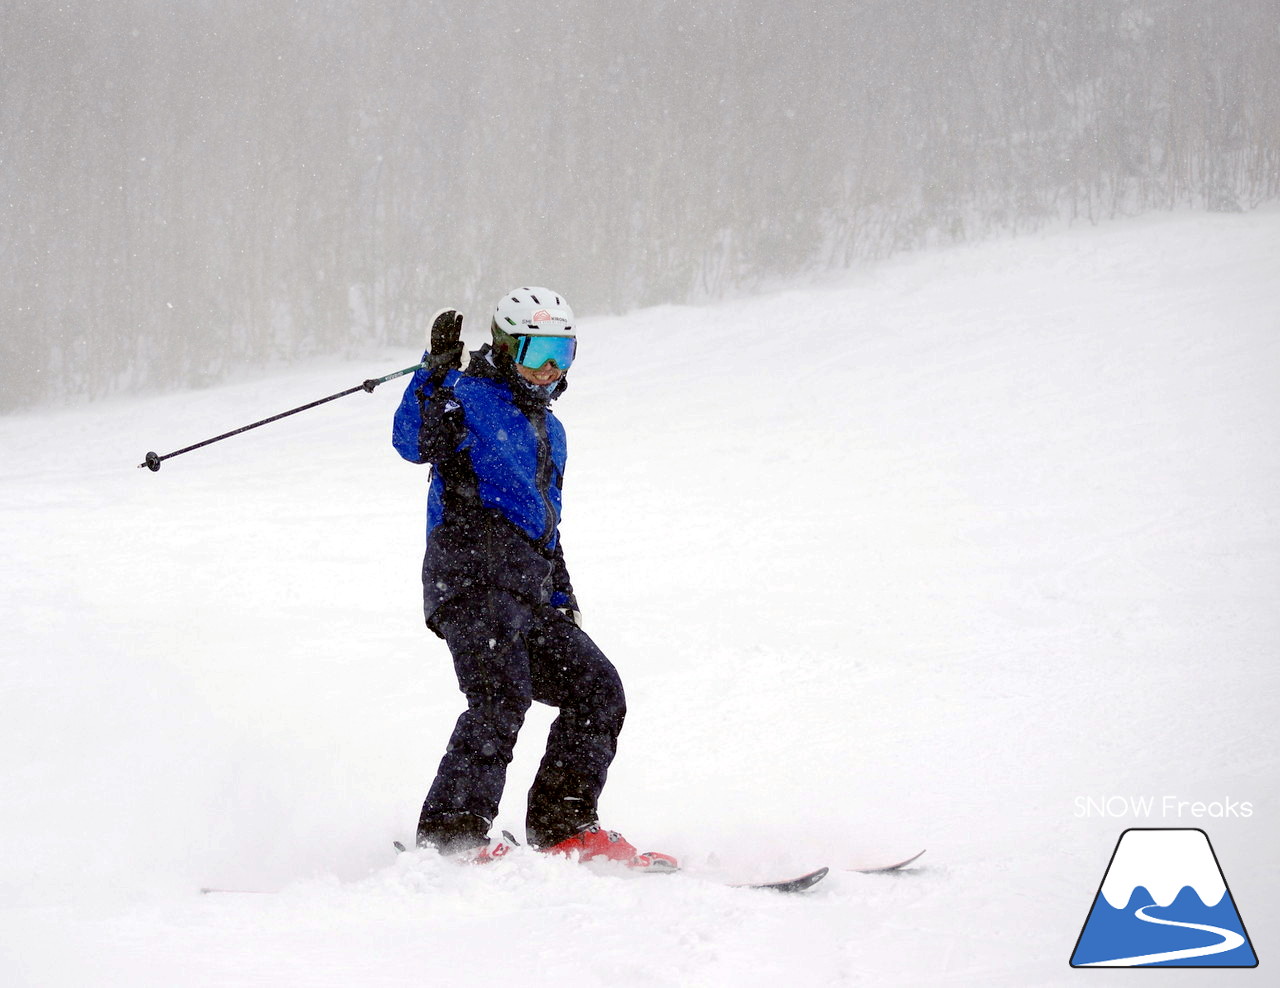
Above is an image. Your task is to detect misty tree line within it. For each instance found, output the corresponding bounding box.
[3,0,1278,409]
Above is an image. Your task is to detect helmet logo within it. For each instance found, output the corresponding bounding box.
[531,309,552,322]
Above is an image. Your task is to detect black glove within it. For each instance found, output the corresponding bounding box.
[416,386,466,463]
[427,308,464,372]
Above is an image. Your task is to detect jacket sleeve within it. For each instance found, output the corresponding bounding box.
[392,361,464,464]
[548,538,578,611]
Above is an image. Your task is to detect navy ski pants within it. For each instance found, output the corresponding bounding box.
[417,587,626,850]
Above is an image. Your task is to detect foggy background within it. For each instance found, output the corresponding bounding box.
[3,0,1278,410]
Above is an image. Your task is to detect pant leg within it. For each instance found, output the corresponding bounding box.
[524,607,627,848]
[417,589,536,850]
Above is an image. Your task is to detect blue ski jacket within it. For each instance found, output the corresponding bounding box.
[393,345,577,632]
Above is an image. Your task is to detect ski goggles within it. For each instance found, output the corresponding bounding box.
[512,333,577,371]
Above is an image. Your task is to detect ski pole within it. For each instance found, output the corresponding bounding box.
[137,362,426,471]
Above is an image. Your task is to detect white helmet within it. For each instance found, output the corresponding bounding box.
[491,287,575,339]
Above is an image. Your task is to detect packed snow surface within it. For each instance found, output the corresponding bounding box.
[3,210,1277,985]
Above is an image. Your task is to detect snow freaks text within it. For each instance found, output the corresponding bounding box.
[1073,796,1254,820]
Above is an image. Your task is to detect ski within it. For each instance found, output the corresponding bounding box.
[201,847,892,897]
[848,849,927,874]
[395,840,827,893]
[201,863,827,896]
[199,887,272,894]
[730,867,829,893]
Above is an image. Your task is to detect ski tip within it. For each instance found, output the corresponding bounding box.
[735,866,829,892]
[849,849,927,874]
[765,866,829,892]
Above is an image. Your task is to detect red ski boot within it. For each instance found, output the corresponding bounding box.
[541,823,678,872]
[446,836,514,865]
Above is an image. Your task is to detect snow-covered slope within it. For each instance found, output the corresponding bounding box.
[3,209,1277,986]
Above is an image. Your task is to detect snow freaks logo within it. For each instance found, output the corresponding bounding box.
[1070,828,1258,968]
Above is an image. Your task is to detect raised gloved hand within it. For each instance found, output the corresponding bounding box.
[426,308,464,371]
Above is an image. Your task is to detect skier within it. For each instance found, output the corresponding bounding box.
[392,288,676,871]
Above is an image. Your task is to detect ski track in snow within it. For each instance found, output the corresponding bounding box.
[2,209,1278,986]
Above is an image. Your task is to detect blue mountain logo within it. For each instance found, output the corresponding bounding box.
[1071,828,1257,967]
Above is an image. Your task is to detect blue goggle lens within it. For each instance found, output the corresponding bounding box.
[514,334,576,370]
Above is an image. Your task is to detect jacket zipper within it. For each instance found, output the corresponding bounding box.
[530,407,557,549]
